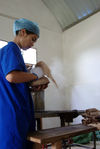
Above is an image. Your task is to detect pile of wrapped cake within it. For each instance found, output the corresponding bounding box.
[81,108,100,130]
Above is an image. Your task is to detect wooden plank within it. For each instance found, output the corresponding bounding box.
[27,124,97,145]
[35,110,85,118]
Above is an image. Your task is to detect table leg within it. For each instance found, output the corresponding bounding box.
[36,118,42,130]
[51,140,62,149]
[32,143,41,149]
[60,116,65,127]
[93,131,96,149]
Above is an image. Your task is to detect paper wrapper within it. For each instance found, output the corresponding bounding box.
[35,61,58,88]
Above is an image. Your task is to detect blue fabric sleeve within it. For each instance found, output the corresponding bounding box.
[1,42,25,76]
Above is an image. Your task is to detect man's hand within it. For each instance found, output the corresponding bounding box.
[29,76,50,92]
[30,84,49,92]
[25,63,33,72]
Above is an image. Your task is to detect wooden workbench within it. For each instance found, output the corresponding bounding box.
[28,124,97,149]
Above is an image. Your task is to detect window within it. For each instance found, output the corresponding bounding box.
[0,40,7,48]
[21,48,36,65]
[0,40,37,65]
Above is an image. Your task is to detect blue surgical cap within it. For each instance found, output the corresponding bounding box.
[13,18,40,37]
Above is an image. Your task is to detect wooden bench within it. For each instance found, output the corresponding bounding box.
[27,124,97,149]
[35,110,85,130]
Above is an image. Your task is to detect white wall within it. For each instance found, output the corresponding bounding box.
[0,0,64,128]
[63,12,100,123]
[2,0,100,127]
[0,0,61,34]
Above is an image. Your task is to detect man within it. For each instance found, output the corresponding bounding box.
[0,18,49,149]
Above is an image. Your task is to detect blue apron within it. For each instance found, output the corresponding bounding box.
[0,42,35,149]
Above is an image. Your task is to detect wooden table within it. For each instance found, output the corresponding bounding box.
[35,110,84,130]
[27,124,97,149]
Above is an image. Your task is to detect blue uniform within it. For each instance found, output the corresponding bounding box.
[0,42,35,149]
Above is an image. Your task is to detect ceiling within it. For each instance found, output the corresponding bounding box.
[42,0,100,31]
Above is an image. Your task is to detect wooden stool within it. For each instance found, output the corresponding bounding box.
[27,124,97,149]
